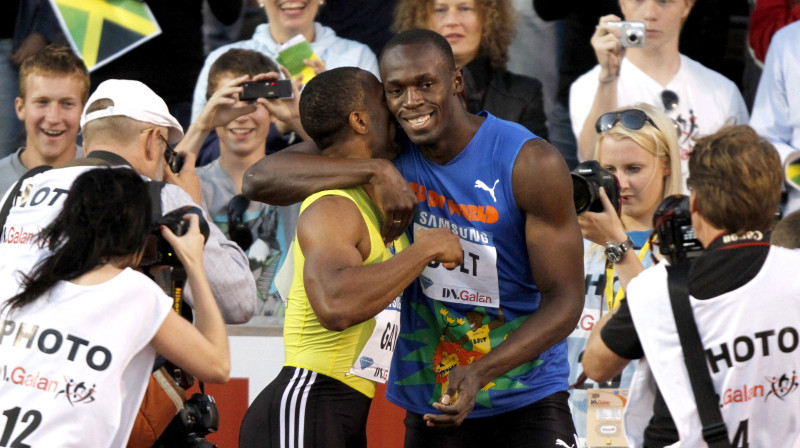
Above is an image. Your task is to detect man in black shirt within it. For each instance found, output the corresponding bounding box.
[582,125,799,447]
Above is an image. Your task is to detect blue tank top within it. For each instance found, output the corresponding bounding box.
[386,112,569,418]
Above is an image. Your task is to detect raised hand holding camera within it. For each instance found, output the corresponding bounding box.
[252,66,310,141]
[197,74,259,131]
[159,212,207,270]
[578,187,628,248]
[571,160,621,215]
[592,14,628,84]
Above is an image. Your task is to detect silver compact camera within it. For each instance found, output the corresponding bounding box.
[608,21,646,47]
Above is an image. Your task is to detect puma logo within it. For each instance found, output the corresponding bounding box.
[555,439,575,448]
[474,179,500,202]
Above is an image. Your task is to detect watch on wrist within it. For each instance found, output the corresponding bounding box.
[605,236,634,263]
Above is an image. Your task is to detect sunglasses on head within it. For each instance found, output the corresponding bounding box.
[595,109,660,134]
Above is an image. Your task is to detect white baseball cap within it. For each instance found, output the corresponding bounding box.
[81,79,184,144]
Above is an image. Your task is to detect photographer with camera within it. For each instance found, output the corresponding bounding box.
[0,79,256,446]
[582,125,800,447]
[194,49,310,320]
[0,167,230,447]
[567,103,681,445]
[569,0,748,177]
[0,78,256,324]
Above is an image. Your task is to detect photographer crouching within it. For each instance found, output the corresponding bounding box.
[583,125,800,447]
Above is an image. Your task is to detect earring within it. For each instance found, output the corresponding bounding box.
[319,0,324,5]
[259,2,264,7]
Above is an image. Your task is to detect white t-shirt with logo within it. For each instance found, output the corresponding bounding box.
[570,55,749,190]
[0,267,172,447]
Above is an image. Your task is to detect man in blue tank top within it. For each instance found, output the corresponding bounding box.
[243,29,584,448]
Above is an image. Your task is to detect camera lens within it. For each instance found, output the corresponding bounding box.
[571,175,593,215]
[627,30,639,43]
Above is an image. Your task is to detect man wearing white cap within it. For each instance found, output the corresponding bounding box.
[0,78,257,324]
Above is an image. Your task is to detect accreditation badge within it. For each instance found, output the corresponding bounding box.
[586,388,629,447]
[348,296,401,383]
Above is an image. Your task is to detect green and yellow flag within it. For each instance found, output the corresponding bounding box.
[787,154,800,192]
[49,0,161,71]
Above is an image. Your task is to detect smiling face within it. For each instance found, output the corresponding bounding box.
[598,136,669,227]
[427,0,482,67]
[263,0,320,42]
[380,42,461,149]
[214,73,272,158]
[619,0,693,50]
[15,72,83,165]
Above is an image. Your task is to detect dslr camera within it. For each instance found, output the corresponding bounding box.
[652,195,704,264]
[176,393,220,447]
[571,160,621,215]
[155,392,220,448]
[140,206,210,267]
[608,21,646,47]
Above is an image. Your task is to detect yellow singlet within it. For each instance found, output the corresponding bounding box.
[283,187,408,398]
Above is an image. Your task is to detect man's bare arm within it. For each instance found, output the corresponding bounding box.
[298,195,462,331]
[426,139,585,427]
[242,145,417,242]
[583,306,631,382]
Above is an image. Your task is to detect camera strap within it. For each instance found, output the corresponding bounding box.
[667,261,730,448]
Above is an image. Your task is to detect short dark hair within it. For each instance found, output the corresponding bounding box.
[380,28,455,71]
[771,210,800,249]
[207,49,279,99]
[299,67,375,149]
[19,44,90,104]
[4,167,151,312]
[687,125,783,233]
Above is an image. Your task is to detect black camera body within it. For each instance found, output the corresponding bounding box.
[178,393,219,447]
[571,160,621,215]
[652,195,704,264]
[240,79,293,101]
[169,152,186,174]
[155,392,219,448]
[140,206,210,267]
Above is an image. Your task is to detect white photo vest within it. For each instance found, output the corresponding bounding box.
[624,248,800,448]
[0,267,172,447]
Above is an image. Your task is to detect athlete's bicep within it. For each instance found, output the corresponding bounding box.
[296,196,370,312]
[513,139,584,304]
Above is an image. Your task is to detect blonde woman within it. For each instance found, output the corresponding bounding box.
[566,102,682,444]
[393,0,548,137]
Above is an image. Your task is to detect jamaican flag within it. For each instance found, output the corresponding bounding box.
[48,0,161,71]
